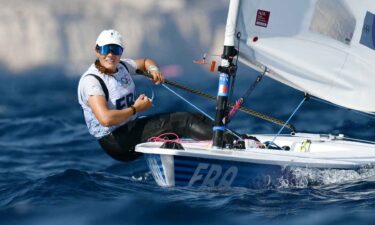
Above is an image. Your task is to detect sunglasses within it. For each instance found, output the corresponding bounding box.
[96,44,123,56]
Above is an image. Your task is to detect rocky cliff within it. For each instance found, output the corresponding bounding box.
[0,0,228,75]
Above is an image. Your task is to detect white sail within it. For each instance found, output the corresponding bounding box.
[232,0,375,113]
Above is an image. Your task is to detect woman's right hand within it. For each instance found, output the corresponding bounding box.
[132,94,152,113]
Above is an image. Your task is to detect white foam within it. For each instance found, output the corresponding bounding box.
[277,164,375,188]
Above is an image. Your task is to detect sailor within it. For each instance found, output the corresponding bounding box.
[77,29,217,162]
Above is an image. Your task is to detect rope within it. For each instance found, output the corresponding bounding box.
[136,70,296,132]
[241,68,266,100]
[270,95,307,145]
[225,67,267,121]
[160,83,242,140]
[148,132,181,143]
[227,99,242,119]
[161,83,214,121]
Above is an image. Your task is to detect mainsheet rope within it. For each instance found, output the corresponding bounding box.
[160,83,243,140]
[136,70,296,132]
[226,67,266,122]
[270,95,308,146]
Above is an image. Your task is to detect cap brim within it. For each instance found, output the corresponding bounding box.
[96,41,123,48]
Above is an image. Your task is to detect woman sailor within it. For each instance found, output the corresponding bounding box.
[77,29,219,162]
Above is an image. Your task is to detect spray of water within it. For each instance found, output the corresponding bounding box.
[277,164,375,188]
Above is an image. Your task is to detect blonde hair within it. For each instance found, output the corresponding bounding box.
[94,59,117,75]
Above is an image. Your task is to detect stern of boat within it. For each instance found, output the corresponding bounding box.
[144,154,175,187]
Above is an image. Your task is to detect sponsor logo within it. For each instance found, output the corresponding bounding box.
[219,84,227,95]
[188,163,238,187]
[118,75,131,88]
[255,10,271,28]
[218,74,229,96]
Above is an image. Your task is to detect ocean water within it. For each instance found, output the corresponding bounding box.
[1,66,375,225]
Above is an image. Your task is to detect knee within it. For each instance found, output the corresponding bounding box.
[98,137,142,162]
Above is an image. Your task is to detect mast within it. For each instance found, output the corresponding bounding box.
[212,0,240,149]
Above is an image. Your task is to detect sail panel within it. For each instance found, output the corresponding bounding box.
[310,0,356,45]
[360,11,375,50]
[234,0,375,112]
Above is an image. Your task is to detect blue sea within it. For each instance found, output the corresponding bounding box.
[1,65,375,225]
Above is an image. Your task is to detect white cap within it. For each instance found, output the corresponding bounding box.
[96,29,123,48]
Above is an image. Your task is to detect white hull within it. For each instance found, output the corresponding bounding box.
[136,133,375,188]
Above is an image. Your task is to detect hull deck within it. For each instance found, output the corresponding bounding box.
[136,133,375,187]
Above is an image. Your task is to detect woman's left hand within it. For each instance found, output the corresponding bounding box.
[149,70,165,85]
[137,58,165,84]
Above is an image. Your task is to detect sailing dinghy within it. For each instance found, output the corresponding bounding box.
[136,0,375,188]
